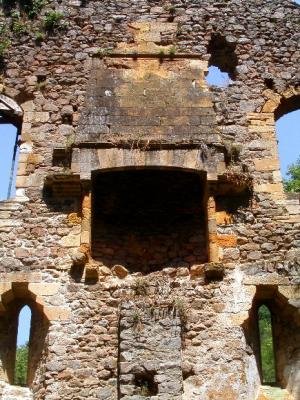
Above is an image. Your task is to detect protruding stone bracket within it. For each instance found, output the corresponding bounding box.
[0,94,23,117]
[0,94,23,131]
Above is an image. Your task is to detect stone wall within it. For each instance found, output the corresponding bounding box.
[0,1,299,399]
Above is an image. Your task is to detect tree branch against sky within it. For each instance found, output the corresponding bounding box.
[284,158,300,192]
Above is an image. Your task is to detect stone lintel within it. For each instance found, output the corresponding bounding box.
[243,274,290,286]
[0,272,42,283]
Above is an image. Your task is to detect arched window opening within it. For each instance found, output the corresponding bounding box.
[276,109,300,192]
[14,305,31,386]
[243,286,300,397]
[0,287,49,388]
[0,122,19,200]
[258,304,276,385]
[274,95,300,192]
[207,33,238,81]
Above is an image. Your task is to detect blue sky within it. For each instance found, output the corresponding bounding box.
[0,124,17,200]
[17,306,31,347]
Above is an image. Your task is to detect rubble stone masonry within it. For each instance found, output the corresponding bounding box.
[0,1,299,399]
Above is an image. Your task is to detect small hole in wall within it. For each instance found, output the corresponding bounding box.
[36,74,46,84]
[207,33,238,80]
[52,148,71,168]
[264,78,274,90]
[62,114,73,125]
[206,66,231,87]
[134,372,158,396]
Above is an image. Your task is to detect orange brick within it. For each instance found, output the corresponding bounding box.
[217,234,237,248]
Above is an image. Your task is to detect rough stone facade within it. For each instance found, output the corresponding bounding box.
[0,1,299,399]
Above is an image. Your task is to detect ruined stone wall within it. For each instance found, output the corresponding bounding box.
[0,1,299,399]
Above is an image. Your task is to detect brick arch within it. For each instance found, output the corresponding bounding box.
[274,93,300,121]
[262,86,300,118]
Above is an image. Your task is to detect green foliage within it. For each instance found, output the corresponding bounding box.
[95,48,112,58]
[12,20,27,35]
[0,37,11,61]
[10,10,21,19]
[284,157,300,193]
[0,24,10,65]
[158,49,165,62]
[169,6,176,15]
[14,343,29,386]
[34,30,44,44]
[5,0,47,18]
[0,38,11,53]
[10,8,26,36]
[258,305,276,383]
[132,307,143,331]
[169,46,176,59]
[25,0,48,19]
[134,277,149,296]
[43,11,64,32]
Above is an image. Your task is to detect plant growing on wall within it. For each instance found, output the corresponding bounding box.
[34,30,44,44]
[25,0,48,19]
[172,297,189,326]
[132,307,144,332]
[12,20,27,35]
[223,141,242,165]
[158,49,165,62]
[169,46,176,59]
[0,24,11,65]
[43,11,64,32]
[134,277,149,296]
[0,38,11,59]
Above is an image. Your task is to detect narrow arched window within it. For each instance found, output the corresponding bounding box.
[14,305,31,386]
[258,304,276,384]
